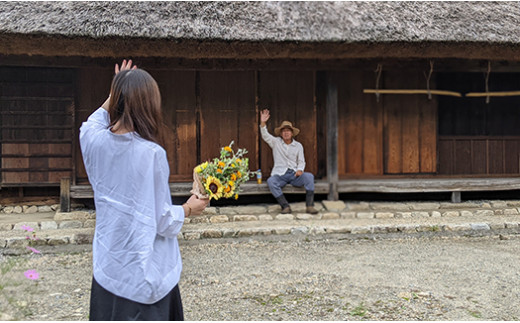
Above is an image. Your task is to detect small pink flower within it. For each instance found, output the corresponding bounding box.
[26,246,41,254]
[24,269,40,280]
[21,225,34,232]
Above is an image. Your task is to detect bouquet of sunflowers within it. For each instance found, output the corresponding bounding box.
[190,141,252,200]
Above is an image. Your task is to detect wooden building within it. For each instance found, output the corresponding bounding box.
[2,1,520,204]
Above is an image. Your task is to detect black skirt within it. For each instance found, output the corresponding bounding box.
[89,277,184,321]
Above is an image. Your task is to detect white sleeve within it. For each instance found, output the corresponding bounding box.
[260,125,276,148]
[79,108,109,181]
[296,143,306,172]
[154,149,185,239]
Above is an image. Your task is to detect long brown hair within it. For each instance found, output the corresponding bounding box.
[108,69,166,148]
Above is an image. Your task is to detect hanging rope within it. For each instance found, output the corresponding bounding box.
[485,61,491,104]
[374,64,383,103]
[425,60,434,100]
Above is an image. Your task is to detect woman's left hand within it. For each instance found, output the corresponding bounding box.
[115,59,137,74]
[102,60,138,110]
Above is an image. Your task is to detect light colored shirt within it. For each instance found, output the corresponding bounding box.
[260,125,306,176]
[79,107,185,304]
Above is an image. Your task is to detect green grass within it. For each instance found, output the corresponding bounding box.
[351,302,367,317]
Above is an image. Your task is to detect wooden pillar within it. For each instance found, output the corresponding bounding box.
[60,177,71,212]
[326,74,339,201]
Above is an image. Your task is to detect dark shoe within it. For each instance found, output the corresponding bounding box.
[281,206,292,214]
[306,206,318,214]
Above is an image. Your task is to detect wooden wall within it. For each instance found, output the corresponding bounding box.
[72,69,319,185]
[4,62,520,190]
[0,66,75,185]
[334,70,437,177]
[383,71,437,174]
[258,71,317,177]
[437,72,520,175]
[333,71,383,175]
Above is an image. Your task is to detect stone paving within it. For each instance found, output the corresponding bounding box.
[2,199,520,248]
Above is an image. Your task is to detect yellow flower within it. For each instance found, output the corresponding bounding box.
[231,163,235,167]
[224,146,233,153]
[231,173,237,181]
[237,171,242,178]
[195,165,204,173]
[236,158,242,164]
[224,186,234,198]
[218,161,226,168]
[201,161,209,169]
[234,193,239,200]
[204,176,223,200]
[217,168,223,174]
[228,180,235,187]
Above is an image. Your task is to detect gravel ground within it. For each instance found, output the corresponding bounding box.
[1,233,520,321]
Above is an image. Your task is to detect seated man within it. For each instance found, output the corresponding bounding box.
[259,109,318,214]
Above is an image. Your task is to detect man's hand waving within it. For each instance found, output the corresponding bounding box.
[260,109,270,127]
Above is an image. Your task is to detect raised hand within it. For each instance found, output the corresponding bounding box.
[115,59,137,74]
[260,109,270,125]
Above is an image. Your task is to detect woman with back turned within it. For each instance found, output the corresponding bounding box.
[80,60,208,320]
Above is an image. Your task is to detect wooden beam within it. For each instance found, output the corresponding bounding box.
[363,89,462,97]
[465,91,520,97]
[60,177,71,212]
[326,75,339,201]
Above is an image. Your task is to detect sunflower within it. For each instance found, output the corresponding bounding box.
[204,176,224,200]
[224,185,234,198]
[228,180,235,187]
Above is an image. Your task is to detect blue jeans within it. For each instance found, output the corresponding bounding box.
[267,169,315,198]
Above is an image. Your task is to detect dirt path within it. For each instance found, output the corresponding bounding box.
[1,234,519,320]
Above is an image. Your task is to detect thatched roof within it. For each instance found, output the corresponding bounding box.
[1,1,520,59]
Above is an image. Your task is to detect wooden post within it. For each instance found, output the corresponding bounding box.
[326,74,339,201]
[60,177,71,212]
[451,191,461,203]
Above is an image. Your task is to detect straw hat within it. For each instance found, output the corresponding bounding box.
[274,121,300,136]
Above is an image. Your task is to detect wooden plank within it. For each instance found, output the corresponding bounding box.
[401,87,420,173]
[419,80,437,173]
[69,177,520,200]
[69,181,330,199]
[488,140,504,174]
[472,140,487,174]
[152,70,197,180]
[342,71,363,174]
[504,140,520,174]
[466,91,520,97]
[74,67,113,184]
[337,177,520,193]
[326,73,339,200]
[384,72,402,174]
[364,89,462,97]
[60,177,71,212]
[362,72,383,174]
[454,140,472,174]
[200,71,256,170]
[437,139,453,175]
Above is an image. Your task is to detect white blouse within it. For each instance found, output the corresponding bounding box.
[79,107,185,304]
